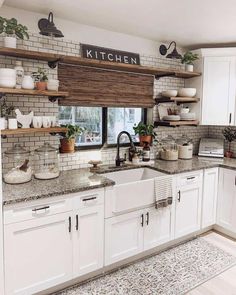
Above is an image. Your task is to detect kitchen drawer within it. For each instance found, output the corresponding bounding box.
[73,189,104,209]
[4,197,72,225]
[177,171,203,187]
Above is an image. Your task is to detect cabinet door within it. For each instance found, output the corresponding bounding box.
[144,206,172,251]
[73,205,104,277]
[202,168,218,228]
[217,169,236,231]
[4,212,73,295]
[175,184,202,238]
[105,210,143,266]
[202,56,236,125]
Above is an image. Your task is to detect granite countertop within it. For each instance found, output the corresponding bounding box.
[3,156,236,206]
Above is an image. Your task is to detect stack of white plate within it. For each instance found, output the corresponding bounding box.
[47,79,59,91]
[0,68,16,88]
[163,115,180,121]
[180,113,196,120]
[161,90,178,97]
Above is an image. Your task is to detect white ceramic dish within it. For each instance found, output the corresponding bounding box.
[178,88,196,97]
[161,90,178,97]
[0,68,16,77]
[47,84,59,91]
[163,115,180,121]
[180,108,190,114]
[180,113,196,120]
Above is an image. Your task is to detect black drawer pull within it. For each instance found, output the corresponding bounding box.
[187,176,196,180]
[75,214,79,231]
[32,206,50,212]
[82,196,97,202]
[141,214,144,227]
[177,190,181,202]
[68,216,72,233]
[146,212,149,225]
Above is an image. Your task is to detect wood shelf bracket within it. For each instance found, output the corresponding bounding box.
[48,58,61,69]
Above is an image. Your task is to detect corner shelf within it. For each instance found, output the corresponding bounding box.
[154,120,199,127]
[0,47,201,79]
[1,127,67,136]
[155,96,199,104]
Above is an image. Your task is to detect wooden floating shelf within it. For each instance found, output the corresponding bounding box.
[0,87,69,97]
[0,47,201,79]
[155,96,200,104]
[154,120,199,127]
[1,127,67,136]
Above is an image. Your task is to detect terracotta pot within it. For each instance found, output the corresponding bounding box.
[139,135,152,146]
[225,151,233,158]
[60,138,75,153]
[36,81,47,91]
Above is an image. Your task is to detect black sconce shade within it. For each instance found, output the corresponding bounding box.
[38,12,64,38]
[159,41,182,59]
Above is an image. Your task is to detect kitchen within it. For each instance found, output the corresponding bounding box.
[1,1,236,295]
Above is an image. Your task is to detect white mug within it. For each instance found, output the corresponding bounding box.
[33,116,43,128]
[8,118,18,129]
[50,116,57,127]
[42,116,51,128]
[0,118,5,130]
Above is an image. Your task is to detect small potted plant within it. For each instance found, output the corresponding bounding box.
[0,97,14,129]
[60,124,84,153]
[133,122,156,146]
[222,127,236,158]
[31,68,48,90]
[181,51,199,72]
[0,17,29,48]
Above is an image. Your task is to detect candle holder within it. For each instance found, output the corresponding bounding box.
[88,160,102,172]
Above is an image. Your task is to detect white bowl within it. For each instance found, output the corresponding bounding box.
[161,90,178,97]
[178,88,196,97]
[163,115,180,121]
[0,68,16,78]
[180,108,190,114]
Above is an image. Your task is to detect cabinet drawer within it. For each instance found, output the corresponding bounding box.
[4,197,72,225]
[73,189,104,209]
[178,171,203,187]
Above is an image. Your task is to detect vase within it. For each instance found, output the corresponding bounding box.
[4,36,17,48]
[185,64,193,72]
[22,76,34,90]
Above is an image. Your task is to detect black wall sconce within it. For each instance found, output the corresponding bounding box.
[159,41,182,59]
[38,12,64,38]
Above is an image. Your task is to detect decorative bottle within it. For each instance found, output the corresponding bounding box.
[14,61,24,89]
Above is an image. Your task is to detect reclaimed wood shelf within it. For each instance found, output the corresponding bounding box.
[0,87,69,97]
[1,127,67,136]
[0,47,201,79]
[155,96,199,104]
[154,120,199,127]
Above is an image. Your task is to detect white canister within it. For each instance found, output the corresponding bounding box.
[4,36,17,48]
[185,64,194,72]
[14,61,24,89]
[8,118,18,129]
[33,116,43,128]
[42,116,51,128]
[0,118,5,130]
[178,144,193,159]
[22,75,34,90]
[50,116,56,127]
[0,68,16,88]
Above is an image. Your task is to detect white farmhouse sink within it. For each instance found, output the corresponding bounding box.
[104,168,165,214]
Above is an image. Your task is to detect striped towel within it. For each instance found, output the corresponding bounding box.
[154,175,173,209]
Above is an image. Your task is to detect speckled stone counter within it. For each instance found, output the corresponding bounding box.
[3,156,236,206]
[3,169,115,206]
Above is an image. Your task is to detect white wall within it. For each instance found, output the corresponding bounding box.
[0,5,183,57]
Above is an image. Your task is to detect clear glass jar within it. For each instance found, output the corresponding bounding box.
[4,144,32,184]
[176,134,193,159]
[160,135,178,161]
[34,143,60,180]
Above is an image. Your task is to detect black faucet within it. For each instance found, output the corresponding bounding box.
[115,131,136,166]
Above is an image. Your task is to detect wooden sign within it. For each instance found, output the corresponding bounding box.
[81,44,140,65]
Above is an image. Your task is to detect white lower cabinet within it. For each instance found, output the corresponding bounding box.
[202,168,218,228]
[175,172,203,239]
[217,168,236,232]
[105,205,172,265]
[4,212,73,295]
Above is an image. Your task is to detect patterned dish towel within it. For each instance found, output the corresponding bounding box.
[155,175,173,209]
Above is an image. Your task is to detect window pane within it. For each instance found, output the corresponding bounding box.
[107,108,143,144]
[59,106,103,146]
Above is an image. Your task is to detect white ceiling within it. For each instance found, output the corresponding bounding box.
[3,0,236,48]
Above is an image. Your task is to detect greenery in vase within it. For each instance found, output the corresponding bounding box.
[181,51,199,65]
[0,97,14,118]
[31,68,48,82]
[0,17,29,39]
[133,122,156,137]
[222,127,236,151]
[61,124,84,140]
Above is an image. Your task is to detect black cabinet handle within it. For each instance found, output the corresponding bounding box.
[177,190,181,202]
[82,196,97,202]
[68,216,72,233]
[229,113,232,124]
[235,176,236,186]
[32,206,50,212]
[141,214,144,227]
[75,214,79,231]
[146,212,149,225]
[187,176,195,180]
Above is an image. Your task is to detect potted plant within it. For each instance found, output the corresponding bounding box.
[181,51,199,72]
[0,97,14,129]
[222,127,236,158]
[133,122,156,146]
[60,124,84,153]
[0,17,29,48]
[31,68,48,90]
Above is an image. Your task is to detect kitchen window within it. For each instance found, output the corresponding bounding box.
[58,106,146,148]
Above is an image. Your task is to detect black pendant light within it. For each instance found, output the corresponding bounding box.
[38,12,64,38]
[159,41,182,59]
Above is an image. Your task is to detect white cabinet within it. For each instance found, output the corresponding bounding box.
[202,168,218,228]
[175,172,203,238]
[4,212,73,295]
[217,168,236,232]
[105,205,172,265]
